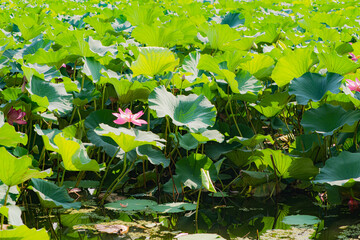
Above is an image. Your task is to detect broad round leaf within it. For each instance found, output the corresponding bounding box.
[149,86,217,131]
[105,199,157,211]
[95,124,165,152]
[289,72,343,105]
[0,225,49,240]
[301,104,360,136]
[282,215,320,226]
[29,178,81,209]
[150,202,196,213]
[130,47,179,77]
[314,151,360,187]
[0,147,52,186]
[177,233,226,240]
[85,109,119,157]
[53,134,100,172]
[0,112,28,147]
[136,145,170,168]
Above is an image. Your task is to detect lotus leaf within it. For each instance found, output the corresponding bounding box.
[130,47,179,77]
[29,178,81,209]
[314,151,360,187]
[149,86,216,131]
[301,104,360,136]
[289,72,343,105]
[0,147,52,186]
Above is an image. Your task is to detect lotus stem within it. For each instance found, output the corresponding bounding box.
[195,188,202,233]
[96,147,121,197]
[1,185,10,230]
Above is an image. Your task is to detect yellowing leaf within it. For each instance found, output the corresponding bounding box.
[130,47,179,77]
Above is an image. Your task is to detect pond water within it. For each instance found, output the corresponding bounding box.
[21,190,360,240]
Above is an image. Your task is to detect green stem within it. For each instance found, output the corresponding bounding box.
[229,99,243,137]
[102,85,106,109]
[74,171,85,188]
[1,185,10,230]
[96,147,121,197]
[195,188,202,233]
[69,106,77,125]
[59,169,66,187]
[100,152,128,205]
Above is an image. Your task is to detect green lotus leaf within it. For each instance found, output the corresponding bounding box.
[102,77,151,104]
[132,24,183,47]
[282,215,321,226]
[29,178,81,209]
[149,86,217,131]
[201,168,216,193]
[252,92,289,118]
[130,47,179,77]
[25,48,68,68]
[87,36,117,57]
[83,17,113,36]
[0,112,27,147]
[255,24,280,44]
[83,57,105,83]
[301,104,360,136]
[181,51,202,82]
[11,16,45,41]
[174,132,199,151]
[95,124,165,153]
[105,199,157,211]
[240,54,274,79]
[199,23,241,51]
[34,124,62,152]
[0,225,49,240]
[150,202,196,213]
[227,134,274,148]
[235,70,263,95]
[84,110,119,157]
[318,51,359,75]
[174,153,217,190]
[221,12,245,28]
[271,48,316,87]
[177,233,226,240]
[53,134,100,172]
[0,147,52,186]
[124,4,163,26]
[314,151,360,187]
[289,72,343,105]
[136,145,169,168]
[251,149,318,180]
[190,129,224,143]
[27,76,73,116]
[225,150,253,168]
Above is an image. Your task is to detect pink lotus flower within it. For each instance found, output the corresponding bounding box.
[113,108,147,126]
[349,52,360,61]
[346,78,360,92]
[7,107,27,125]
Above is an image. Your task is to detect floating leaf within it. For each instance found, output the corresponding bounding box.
[149,86,216,131]
[282,215,321,226]
[177,233,226,240]
[150,202,196,213]
[105,199,157,211]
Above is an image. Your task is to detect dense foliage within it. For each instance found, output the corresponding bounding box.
[1,0,360,238]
